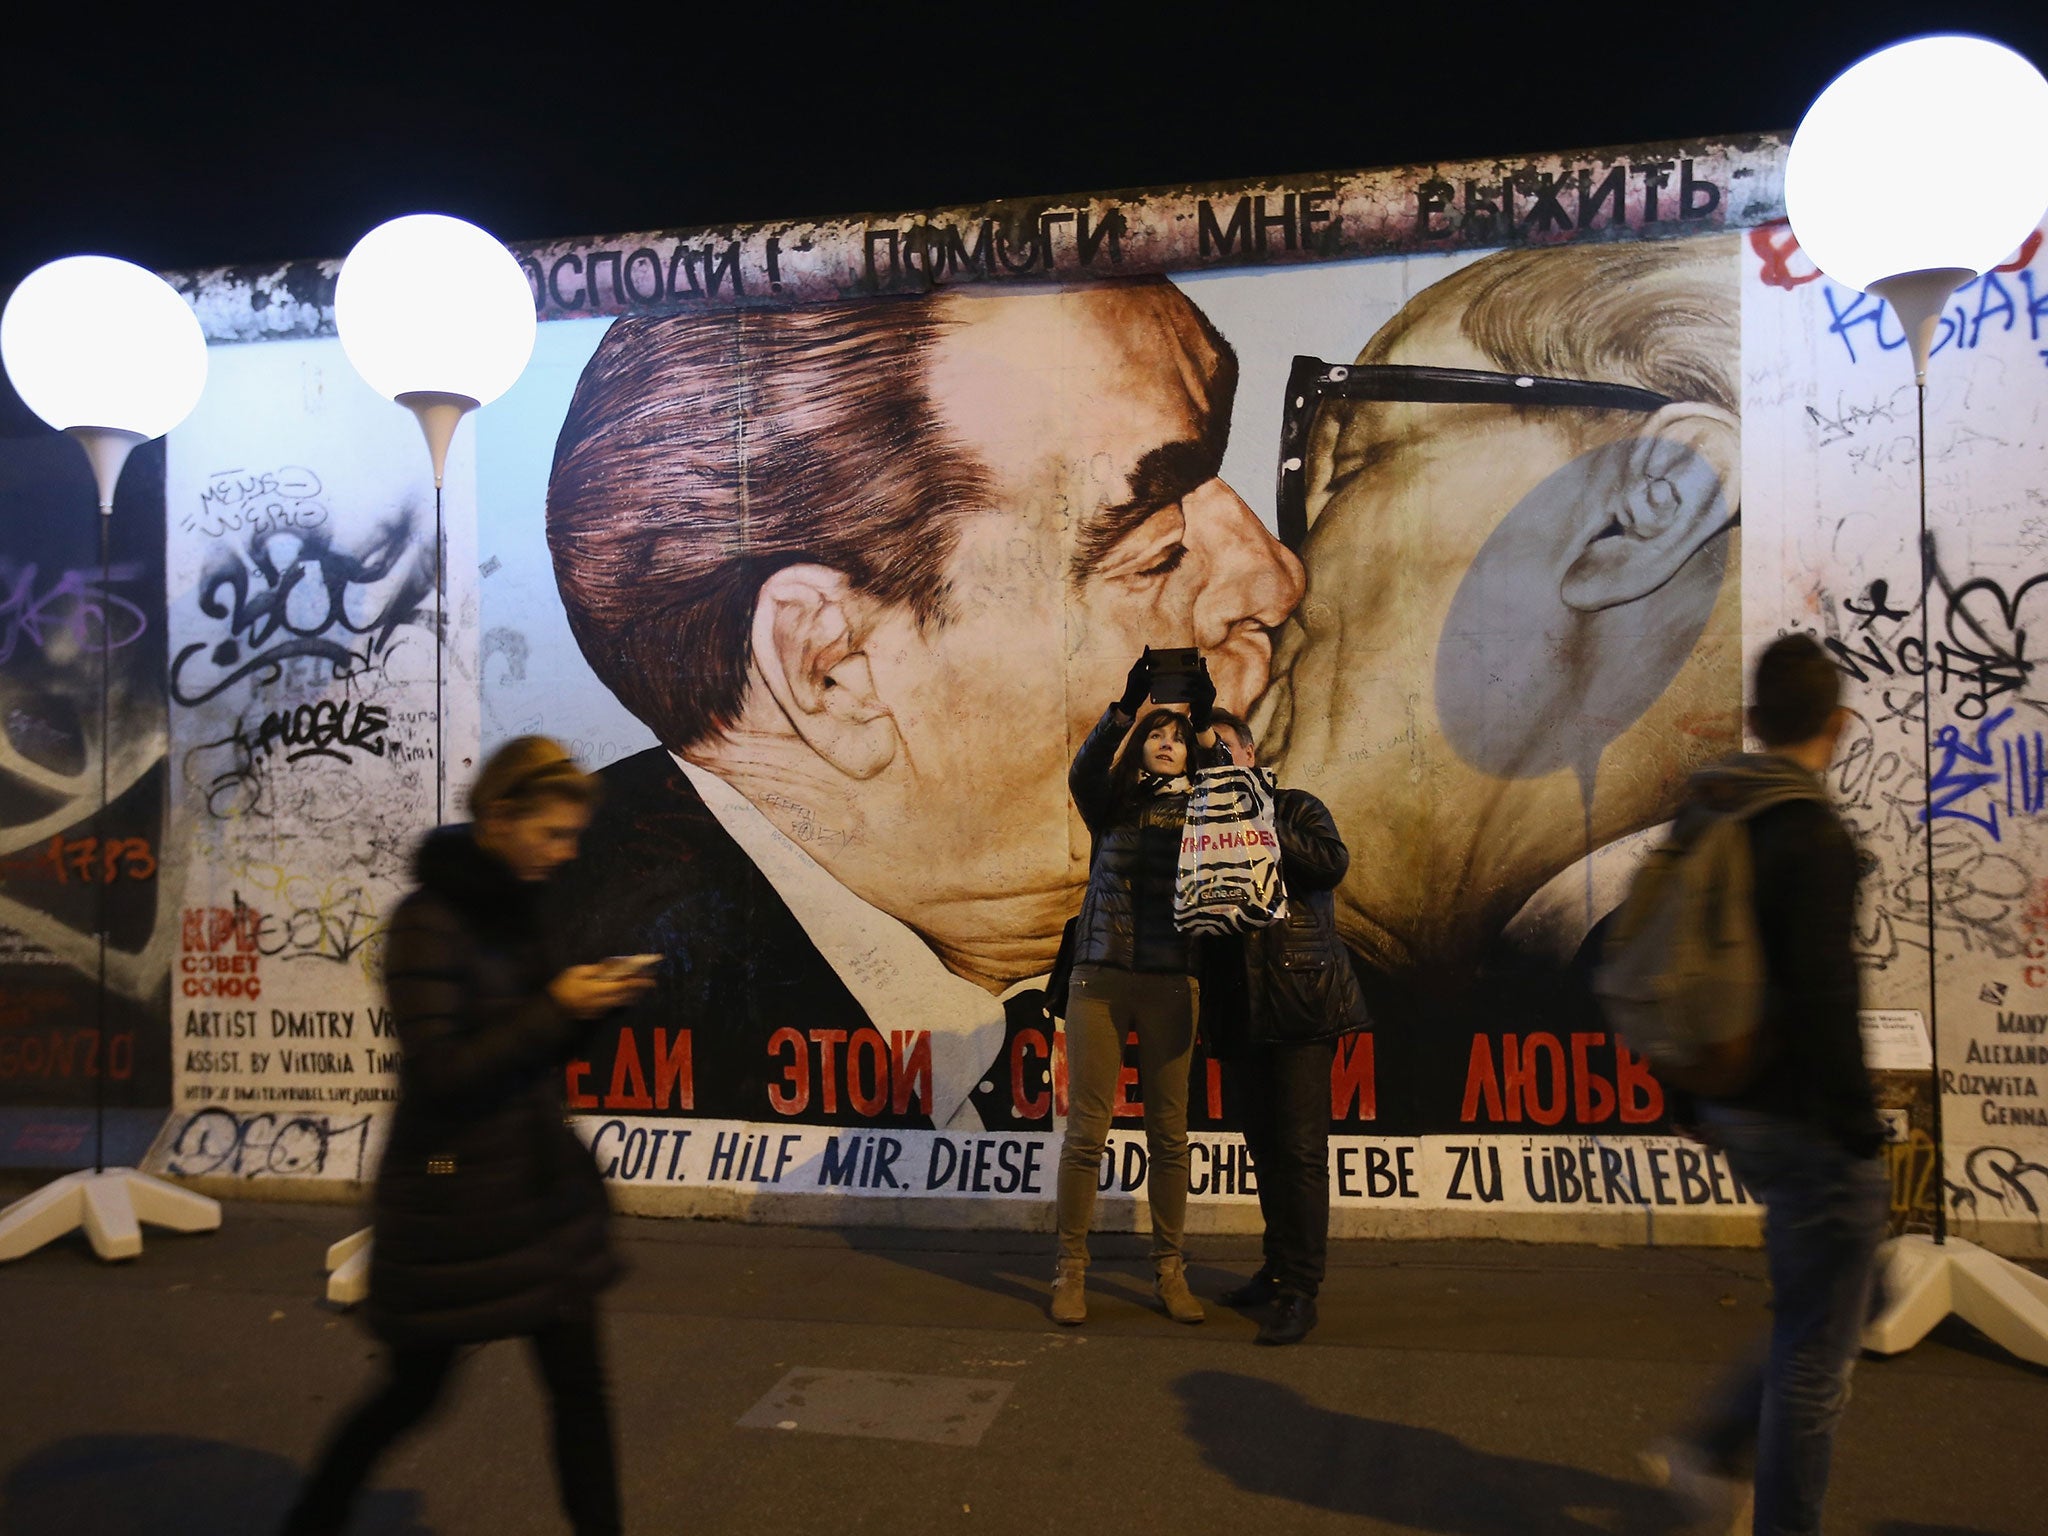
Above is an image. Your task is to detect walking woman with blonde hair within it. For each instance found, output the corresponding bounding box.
[282,737,651,1536]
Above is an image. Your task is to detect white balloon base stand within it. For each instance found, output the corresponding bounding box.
[326,1226,373,1306]
[0,1168,221,1262]
[1862,1234,2048,1367]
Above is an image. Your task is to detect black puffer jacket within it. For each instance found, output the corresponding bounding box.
[1069,704,1227,974]
[366,827,618,1347]
[1201,787,1371,1053]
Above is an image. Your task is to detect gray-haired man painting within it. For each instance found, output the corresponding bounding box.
[1259,239,1744,1010]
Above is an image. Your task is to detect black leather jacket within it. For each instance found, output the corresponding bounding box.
[1201,787,1371,1052]
[1068,705,1226,974]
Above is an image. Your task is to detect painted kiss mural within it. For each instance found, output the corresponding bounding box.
[106,137,2048,1247]
[540,237,1740,1154]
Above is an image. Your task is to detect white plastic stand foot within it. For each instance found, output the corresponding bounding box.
[326,1225,373,1306]
[0,1168,223,1262]
[1863,1234,2048,1367]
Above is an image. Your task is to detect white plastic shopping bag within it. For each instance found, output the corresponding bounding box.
[1174,765,1287,935]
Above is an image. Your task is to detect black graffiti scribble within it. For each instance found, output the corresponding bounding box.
[1825,625,2032,724]
[186,699,405,826]
[1947,1178,1976,1221]
[184,725,377,824]
[251,699,389,765]
[236,886,383,966]
[1936,549,2048,720]
[1822,534,2047,722]
[1843,578,1911,630]
[1964,1145,2048,1218]
[0,561,149,665]
[185,465,329,540]
[169,516,432,706]
[164,1108,373,1180]
[1846,810,2033,971]
[1889,832,2031,955]
[1805,387,1912,449]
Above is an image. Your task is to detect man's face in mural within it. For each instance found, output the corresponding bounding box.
[706,285,1303,987]
[1259,304,1740,980]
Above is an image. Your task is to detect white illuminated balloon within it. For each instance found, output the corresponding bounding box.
[1787,35,2048,293]
[0,255,208,439]
[335,213,537,408]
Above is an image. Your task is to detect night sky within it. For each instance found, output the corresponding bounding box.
[3,0,2045,432]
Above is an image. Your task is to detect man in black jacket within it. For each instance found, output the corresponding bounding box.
[1203,710,1369,1345]
[1649,634,1887,1535]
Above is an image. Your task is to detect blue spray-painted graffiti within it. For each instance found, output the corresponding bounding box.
[1924,708,2012,839]
[1917,705,2048,844]
[2000,722,2048,824]
[1824,269,2048,367]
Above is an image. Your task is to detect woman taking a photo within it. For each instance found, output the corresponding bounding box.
[283,737,651,1536]
[1052,651,1222,1327]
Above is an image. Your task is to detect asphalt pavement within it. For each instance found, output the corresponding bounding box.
[0,1185,2039,1536]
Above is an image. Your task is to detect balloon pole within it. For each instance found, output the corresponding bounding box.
[1859,271,2048,1363]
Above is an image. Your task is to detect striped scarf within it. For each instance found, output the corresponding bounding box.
[1137,770,1192,798]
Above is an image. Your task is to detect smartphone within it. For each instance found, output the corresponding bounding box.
[1146,646,1204,704]
[597,953,661,980]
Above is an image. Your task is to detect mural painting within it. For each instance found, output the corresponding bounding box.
[1,132,2034,1246]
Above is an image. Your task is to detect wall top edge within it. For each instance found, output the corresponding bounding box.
[165,130,1789,345]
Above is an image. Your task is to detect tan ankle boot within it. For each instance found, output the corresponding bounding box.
[1154,1255,1205,1324]
[1050,1259,1087,1325]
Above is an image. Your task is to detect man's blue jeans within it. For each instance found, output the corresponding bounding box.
[1691,1104,1889,1536]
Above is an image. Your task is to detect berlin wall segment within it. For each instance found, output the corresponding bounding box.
[45,127,2042,1252]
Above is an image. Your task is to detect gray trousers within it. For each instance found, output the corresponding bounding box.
[1055,964,1197,1264]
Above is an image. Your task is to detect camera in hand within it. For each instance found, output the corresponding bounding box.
[1146,647,1205,704]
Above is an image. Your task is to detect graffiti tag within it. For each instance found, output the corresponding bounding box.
[0,562,148,665]
[170,517,431,706]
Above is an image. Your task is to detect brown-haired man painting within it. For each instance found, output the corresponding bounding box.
[546,279,1303,1130]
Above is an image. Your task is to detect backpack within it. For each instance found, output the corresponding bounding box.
[1593,779,1821,1097]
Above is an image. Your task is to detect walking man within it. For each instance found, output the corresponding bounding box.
[1649,633,1888,1534]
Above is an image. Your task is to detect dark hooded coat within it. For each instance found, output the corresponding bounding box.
[365,826,618,1346]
